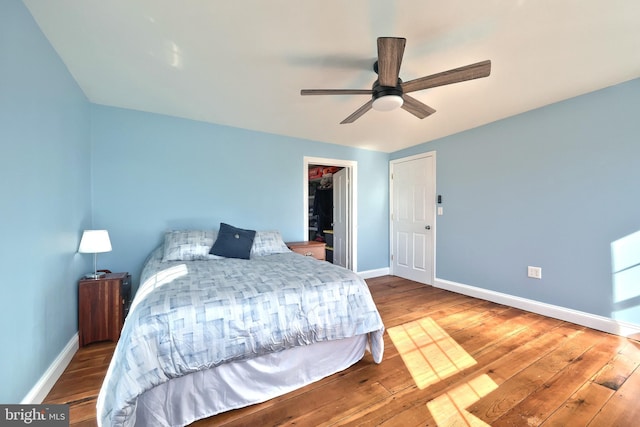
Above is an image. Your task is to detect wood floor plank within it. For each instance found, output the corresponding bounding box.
[491,333,625,426]
[44,341,113,405]
[588,362,640,427]
[43,275,640,426]
[541,381,614,427]
[378,291,471,327]
[432,299,509,330]
[592,339,640,390]
[465,327,602,423]
[68,399,99,426]
[446,309,539,352]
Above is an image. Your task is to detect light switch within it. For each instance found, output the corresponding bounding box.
[437,207,443,216]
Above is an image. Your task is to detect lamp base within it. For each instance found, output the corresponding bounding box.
[83,272,106,280]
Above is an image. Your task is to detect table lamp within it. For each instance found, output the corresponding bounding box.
[78,230,112,279]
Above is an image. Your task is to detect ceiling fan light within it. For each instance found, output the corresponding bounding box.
[372,95,404,112]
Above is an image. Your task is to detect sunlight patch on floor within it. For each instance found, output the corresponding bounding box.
[427,374,498,426]
[388,317,498,426]
[388,317,476,389]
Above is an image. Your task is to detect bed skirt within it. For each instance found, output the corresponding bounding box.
[134,334,368,426]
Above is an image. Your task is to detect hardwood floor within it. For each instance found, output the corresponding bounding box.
[44,276,640,426]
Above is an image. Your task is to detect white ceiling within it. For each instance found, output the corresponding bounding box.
[23,0,640,153]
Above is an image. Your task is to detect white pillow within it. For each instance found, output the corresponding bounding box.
[161,230,222,262]
[251,230,291,257]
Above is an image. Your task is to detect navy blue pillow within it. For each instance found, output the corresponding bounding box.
[210,223,256,260]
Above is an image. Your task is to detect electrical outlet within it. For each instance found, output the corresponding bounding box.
[528,266,542,279]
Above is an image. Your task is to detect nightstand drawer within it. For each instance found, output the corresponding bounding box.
[286,241,326,261]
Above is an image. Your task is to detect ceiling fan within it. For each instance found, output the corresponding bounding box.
[300,37,491,124]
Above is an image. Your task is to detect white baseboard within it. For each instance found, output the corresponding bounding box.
[21,333,79,404]
[358,267,390,280]
[434,278,640,339]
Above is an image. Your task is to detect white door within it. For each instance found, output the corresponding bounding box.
[390,153,436,284]
[333,168,349,267]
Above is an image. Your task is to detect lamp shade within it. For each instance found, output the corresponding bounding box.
[78,230,112,254]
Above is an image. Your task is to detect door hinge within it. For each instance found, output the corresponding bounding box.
[391,254,394,261]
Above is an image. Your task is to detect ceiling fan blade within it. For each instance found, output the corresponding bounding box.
[401,95,436,119]
[301,89,372,95]
[402,60,491,93]
[377,37,406,87]
[340,99,374,124]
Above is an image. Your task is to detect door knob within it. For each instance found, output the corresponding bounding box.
[425,225,431,230]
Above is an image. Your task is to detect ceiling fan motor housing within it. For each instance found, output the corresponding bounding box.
[372,80,404,111]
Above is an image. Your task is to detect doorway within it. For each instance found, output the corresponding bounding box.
[303,157,357,271]
[390,152,436,284]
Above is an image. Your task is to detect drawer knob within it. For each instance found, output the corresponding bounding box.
[305,252,313,256]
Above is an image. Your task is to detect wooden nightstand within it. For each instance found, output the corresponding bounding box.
[287,241,326,261]
[78,272,131,347]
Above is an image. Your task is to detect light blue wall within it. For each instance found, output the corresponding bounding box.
[90,105,389,286]
[0,0,91,402]
[6,0,639,404]
[392,78,640,324]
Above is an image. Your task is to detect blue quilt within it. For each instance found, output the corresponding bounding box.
[97,248,384,426]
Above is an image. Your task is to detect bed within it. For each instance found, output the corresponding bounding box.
[96,227,385,427]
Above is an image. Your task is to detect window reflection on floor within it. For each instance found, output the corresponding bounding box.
[426,374,497,426]
[388,317,498,426]
[387,317,476,389]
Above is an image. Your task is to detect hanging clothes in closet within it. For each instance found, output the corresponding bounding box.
[313,187,332,240]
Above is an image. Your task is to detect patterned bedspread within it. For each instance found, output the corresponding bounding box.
[97,248,384,427]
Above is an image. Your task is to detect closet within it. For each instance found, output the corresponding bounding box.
[308,164,343,264]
